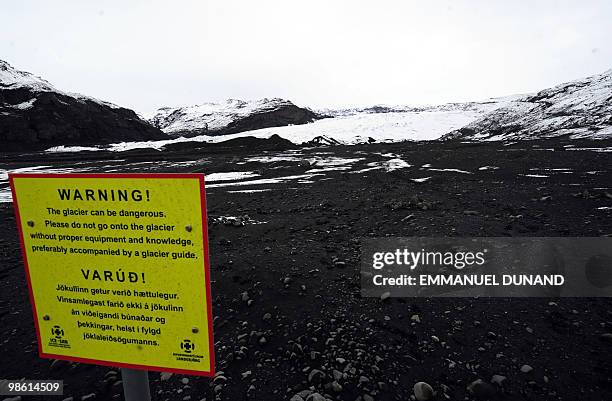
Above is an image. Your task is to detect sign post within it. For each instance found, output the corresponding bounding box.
[9,173,215,386]
[122,368,151,401]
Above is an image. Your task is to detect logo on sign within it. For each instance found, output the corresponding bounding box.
[48,325,70,349]
[173,338,204,363]
[52,325,64,339]
[180,339,195,353]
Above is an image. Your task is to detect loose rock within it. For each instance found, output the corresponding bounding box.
[413,382,434,401]
[308,369,325,384]
[490,374,507,385]
[467,379,496,399]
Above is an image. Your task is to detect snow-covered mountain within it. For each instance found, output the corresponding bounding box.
[149,98,319,137]
[188,97,521,145]
[52,97,522,152]
[145,67,611,146]
[19,62,611,154]
[444,69,612,140]
[0,60,164,150]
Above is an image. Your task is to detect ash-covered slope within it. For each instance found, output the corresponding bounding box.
[149,98,320,137]
[0,60,164,151]
[445,69,612,140]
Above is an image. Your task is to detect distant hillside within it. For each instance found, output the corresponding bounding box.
[444,69,612,140]
[149,98,320,137]
[0,60,164,151]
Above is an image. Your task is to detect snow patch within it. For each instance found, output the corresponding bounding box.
[306,166,352,173]
[46,145,101,153]
[206,174,324,188]
[0,188,12,203]
[567,147,612,153]
[427,168,472,174]
[382,158,412,171]
[350,166,383,174]
[12,98,37,110]
[227,189,272,193]
[206,172,260,182]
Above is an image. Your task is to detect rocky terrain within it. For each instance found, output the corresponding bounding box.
[1,138,612,401]
[445,69,612,141]
[149,99,320,137]
[0,60,165,151]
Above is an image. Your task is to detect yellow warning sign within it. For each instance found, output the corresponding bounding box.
[9,173,214,376]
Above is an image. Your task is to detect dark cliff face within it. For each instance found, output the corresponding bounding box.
[220,103,319,136]
[0,61,165,151]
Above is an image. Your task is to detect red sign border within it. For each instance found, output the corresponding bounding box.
[8,172,215,377]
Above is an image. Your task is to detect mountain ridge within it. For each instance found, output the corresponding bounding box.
[3,60,611,152]
[0,60,164,151]
[443,68,612,140]
[149,98,320,137]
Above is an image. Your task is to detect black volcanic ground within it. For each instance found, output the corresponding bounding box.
[1,138,612,401]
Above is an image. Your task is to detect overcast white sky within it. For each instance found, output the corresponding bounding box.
[2,0,611,114]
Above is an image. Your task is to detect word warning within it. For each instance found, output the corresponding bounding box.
[9,173,214,376]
